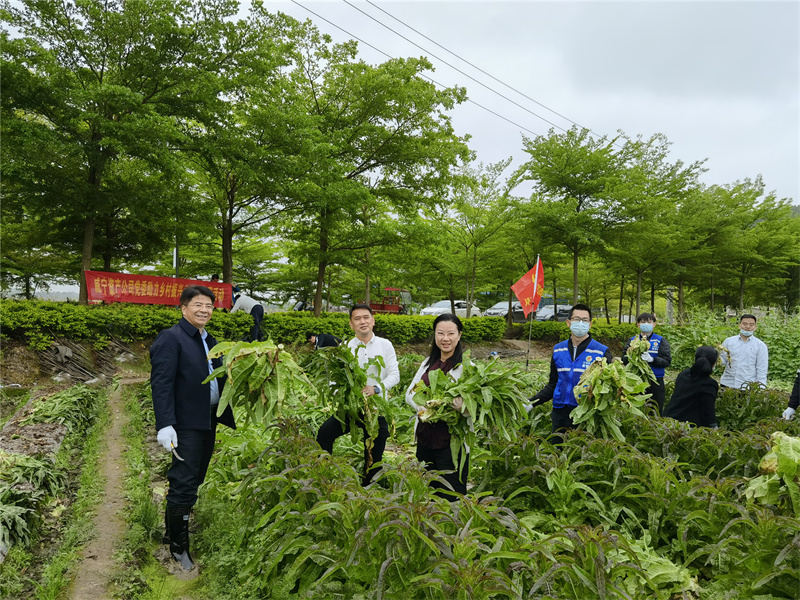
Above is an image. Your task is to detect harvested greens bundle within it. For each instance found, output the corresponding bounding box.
[411,351,528,476]
[204,340,312,426]
[570,340,653,442]
[305,343,392,467]
[625,336,658,384]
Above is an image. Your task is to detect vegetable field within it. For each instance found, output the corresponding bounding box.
[2,338,800,600]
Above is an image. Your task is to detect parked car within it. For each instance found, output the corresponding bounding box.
[534,305,571,321]
[484,300,526,323]
[420,300,482,318]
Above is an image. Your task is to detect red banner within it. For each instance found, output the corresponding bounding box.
[510,257,545,318]
[85,271,232,309]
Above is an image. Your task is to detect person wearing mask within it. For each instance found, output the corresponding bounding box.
[621,312,671,414]
[230,286,264,342]
[663,346,720,428]
[405,314,469,499]
[150,285,236,571]
[528,304,613,444]
[719,314,768,389]
[306,331,342,349]
[316,304,400,485]
[783,367,798,420]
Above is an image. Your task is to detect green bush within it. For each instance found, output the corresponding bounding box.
[0,301,510,349]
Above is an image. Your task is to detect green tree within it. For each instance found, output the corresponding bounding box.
[278,20,471,316]
[2,0,256,302]
[510,127,625,304]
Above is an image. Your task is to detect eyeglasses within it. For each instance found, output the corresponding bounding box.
[435,331,460,338]
[570,318,591,324]
[189,303,214,310]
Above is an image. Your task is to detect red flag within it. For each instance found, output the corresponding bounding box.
[511,257,545,318]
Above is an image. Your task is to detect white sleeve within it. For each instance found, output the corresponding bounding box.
[757,342,769,386]
[380,342,400,392]
[405,360,429,411]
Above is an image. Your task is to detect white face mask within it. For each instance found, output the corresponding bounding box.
[740,329,754,337]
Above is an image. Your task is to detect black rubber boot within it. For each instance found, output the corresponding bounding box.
[162,508,170,544]
[167,504,195,570]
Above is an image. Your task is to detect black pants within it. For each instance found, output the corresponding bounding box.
[549,405,575,446]
[250,304,264,342]
[316,414,389,485]
[647,378,666,415]
[167,426,217,506]
[416,444,469,499]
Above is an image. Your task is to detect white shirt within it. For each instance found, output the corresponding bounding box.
[720,334,769,388]
[231,294,260,314]
[346,334,400,395]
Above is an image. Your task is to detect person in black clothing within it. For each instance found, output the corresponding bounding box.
[150,285,236,571]
[621,312,671,414]
[783,368,798,420]
[307,332,342,349]
[663,346,719,428]
[528,304,614,445]
[405,314,469,498]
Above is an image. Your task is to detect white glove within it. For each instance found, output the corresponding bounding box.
[783,407,796,421]
[641,353,653,363]
[157,426,178,451]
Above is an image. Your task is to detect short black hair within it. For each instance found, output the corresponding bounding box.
[180,285,215,306]
[740,314,757,323]
[636,312,656,323]
[568,303,592,320]
[349,303,373,317]
[211,273,219,281]
[306,331,316,341]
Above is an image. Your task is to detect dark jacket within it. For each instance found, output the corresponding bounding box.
[316,333,342,348]
[150,318,236,431]
[663,368,718,427]
[789,369,799,410]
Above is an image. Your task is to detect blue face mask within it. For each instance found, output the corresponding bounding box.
[740,329,754,337]
[639,323,654,334]
[570,321,591,337]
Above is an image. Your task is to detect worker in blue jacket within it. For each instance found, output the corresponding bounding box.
[528,304,613,444]
[621,312,671,414]
[150,285,236,571]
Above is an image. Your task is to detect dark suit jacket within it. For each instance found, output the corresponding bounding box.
[316,333,342,348]
[150,318,236,431]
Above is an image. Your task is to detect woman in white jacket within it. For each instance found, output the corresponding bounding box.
[405,313,469,498]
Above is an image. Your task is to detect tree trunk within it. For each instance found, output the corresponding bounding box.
[24,275,32,300]
[79,214,96,304]
[635,269,642,316]
[738,271,746,311]
[326,267,332,312]
[103,214,113,271]
[507,280,513,327]
[603,296,610,324]
[677,274,685,323]
[572,249,579,304]
[617,275,625,324]
[650,284,656,314]
[364,248,371,304]
[313,211,329,317]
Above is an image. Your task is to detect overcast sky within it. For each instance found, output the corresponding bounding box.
[262,0,799,203]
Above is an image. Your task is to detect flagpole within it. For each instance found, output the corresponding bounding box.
[525,255,540,374]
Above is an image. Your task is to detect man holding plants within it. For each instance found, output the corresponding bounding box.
[719,314,768,389]
[316,304,400,485]
[528,304,613,444]
[621,312,671,414]
[150,285,236,571]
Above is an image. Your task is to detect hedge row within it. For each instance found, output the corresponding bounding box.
[0,301,507,349]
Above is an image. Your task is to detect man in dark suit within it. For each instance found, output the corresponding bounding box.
[150,285,236,571]
[306,331,342,349]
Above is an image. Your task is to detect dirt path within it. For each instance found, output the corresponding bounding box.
[68,377,146,600]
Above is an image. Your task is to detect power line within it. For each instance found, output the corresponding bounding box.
[288,0,546,137]
[340,0,568,134]
[364,0,608,142]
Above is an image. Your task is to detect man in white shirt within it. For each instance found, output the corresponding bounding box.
[316,304,400,485]
[720,314,769,389]
[230,286,264,342]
